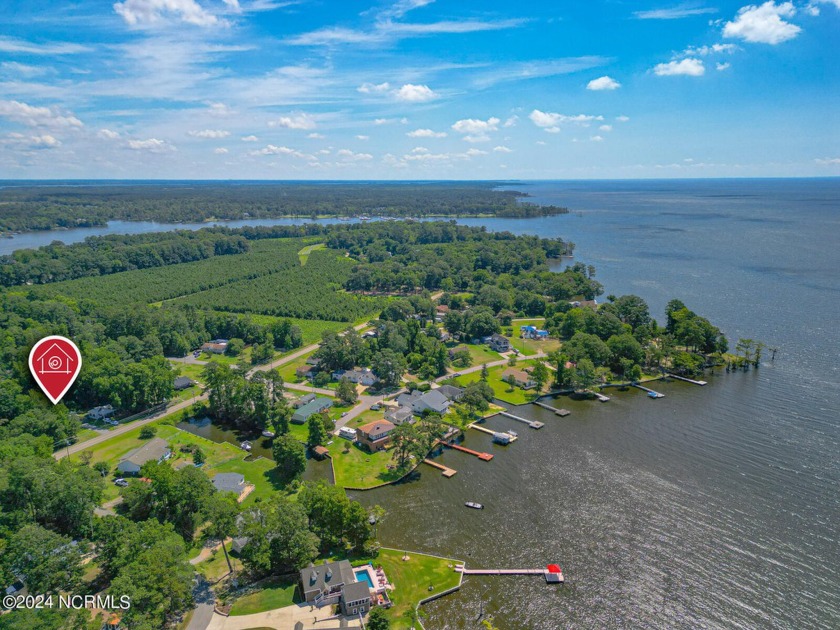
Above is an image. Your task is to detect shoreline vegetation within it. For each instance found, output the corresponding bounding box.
[0,194,755,629]
[0,182,568,236]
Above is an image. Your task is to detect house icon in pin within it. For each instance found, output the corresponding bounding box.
[35,342,75,375]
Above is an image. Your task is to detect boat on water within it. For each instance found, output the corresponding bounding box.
[508,430,518,437]
[261,430,275,438]
[465,502,484,510]
[240,441,252,451]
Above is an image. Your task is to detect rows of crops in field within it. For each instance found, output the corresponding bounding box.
[174,249,382,322]
[28,239,302,307]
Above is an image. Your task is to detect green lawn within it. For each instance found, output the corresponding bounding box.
[375,548,462,629]
[453,362,544,405]
[276,350,318,383]
[508,335,561,357]
[464,344,503,366]
[244,315,352,345]
[210,456,285,505]
[195,541,243,582]
[297,242,326,265]
[229,578,300,616]
[328,440,403,489]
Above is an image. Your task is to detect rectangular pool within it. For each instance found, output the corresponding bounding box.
[354,568,374,589]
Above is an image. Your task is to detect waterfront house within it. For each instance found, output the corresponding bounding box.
[292,397,333,424]
[384,405,414,425]
[436,384,464,402]
[413,389,451,415]
[300,560,371,616]
[212,473,250,501]
[117,438,171,475]
[488,333,511,352]
[501,367,537,389]
[357,419,396,452]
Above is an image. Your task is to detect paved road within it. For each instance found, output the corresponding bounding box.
[186,576,216,630]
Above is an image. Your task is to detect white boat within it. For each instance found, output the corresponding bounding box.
[508,430,518,437]
[240,441,252,451]
[261,430,275,438]
[465,501,484,510]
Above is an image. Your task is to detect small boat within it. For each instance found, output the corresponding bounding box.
[508,430,518,437]
[261,430,275,438]
[465,502,484,510]
[240,441,252,451]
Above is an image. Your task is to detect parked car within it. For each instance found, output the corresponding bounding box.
[371,403,381,411]
[114,478,128,487]
[341,411,348,417]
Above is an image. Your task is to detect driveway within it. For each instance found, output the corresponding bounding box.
[206,604,362,630]
[186,576,215,630]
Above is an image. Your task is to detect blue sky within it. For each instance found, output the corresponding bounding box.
[0,0,838,179]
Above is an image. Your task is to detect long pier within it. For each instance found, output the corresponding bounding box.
[589,390,611,402]
[498,411,544,429]
[455,565,564,583]
[468,424,518,442]
[667,373,707,386]
[632,384,665,398]
[422,459,457,477]
[437,440,494,461]
[534,401,571,416]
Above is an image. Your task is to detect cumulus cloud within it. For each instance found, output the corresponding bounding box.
[241,135,258,142]
[599,124,613,132]
[251,144,311,159]
[451,117,500,142]
[407,128,447,138]
[586,75,621,90]
[529,110,603,132]
[188,129,230,138]
[307,132,325,139]
[127,138,175,152]
[590,135,604,142]
[723,2,801,44]
[653,58,705,76]
[616,115,630,122]
[393,83,437,102]
[336,149,373,161]
[684,43,739,56]
[5,132,62,149]
[358,82,391,94]
[355,135,370,140]
[503,115,518,127]
[98,128,120,140]
[0,100,83,128]
[213,147,229,154]
[114,0,223,27]
[493,145,512,153]
[268,113,316,130]
[717,62,731,70]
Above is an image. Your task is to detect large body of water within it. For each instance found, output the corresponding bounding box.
[4,179,838,628]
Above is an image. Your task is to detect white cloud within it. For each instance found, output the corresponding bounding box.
[815,157,840,165]
[355,135,370,140]
[465,148,487,157]
[98,129,120,140]
[1,62,52,77]
[0,36,90,55]
[268,113,317,130]
[536,140,547,145]
[214,147,229,154]
[208,102,234,117]
[0,100,83,128]
[717,62,732,70]
[653,58,705,76]
[410,146,429,154]
[114,0,222,27]
[251,144,311,158]
[503,115,518,127]
[407,128,447,138]
[188,129,230,138]
[241,135,259,142]
[307,132,325,139]
[684,43,739,56]
[127,138,175,152]
[451,117,500,137]
[806,4,820,16]
[393,84,437,102]
[493,145,512,153]
[529,110,603,130]
[635,6,718,19]
[590,135,604,142]
[374,118,390,125]
[616,115,630,122]
[586,75,621,90]
[599,124,613,132]
[358,82,391,94]
[723,2,801,44]
[336,149,373,161]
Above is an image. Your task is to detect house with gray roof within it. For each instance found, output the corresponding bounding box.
[412,389,451,415]
[436,384,464,402]
[291,397,333,424]
[385,406,414,425]
[212,473,246,495]
[116,438,171,475]
[300,560,372,616]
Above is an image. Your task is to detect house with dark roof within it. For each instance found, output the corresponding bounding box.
[117,438,171,475]
[211,473,249,501]
[357,420,395,452]
[436,384,464,402]
[294,393,316,408]
[173,376,195,391]
[292,397,332,424]
[501,367,537,389]
[300,560,372,616]
[488,333,511,353]
[412,389,451,415]
[201,339,229,354]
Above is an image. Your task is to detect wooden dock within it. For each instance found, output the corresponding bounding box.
[468,424,518,442]
[437,440,494,461]
[632,384,665,398]
[455,565,564,583]
[498,411,544,429]
[422,459,457,477]
[588,390,611,402]
[668,373,707,386]
[534,401,571,416]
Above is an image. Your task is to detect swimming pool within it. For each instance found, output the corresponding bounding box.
[354,568,374,589]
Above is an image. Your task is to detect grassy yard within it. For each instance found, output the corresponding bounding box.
[297,242,326,265]
[195,541,243,582]
[229,578,300,616]
[328,440,403,489]
[374,548,462,629]
[244,315,351,345]
[508,335,562,357]
[453,362,545,405]
[276,349,318,383]
[209,456,283,505]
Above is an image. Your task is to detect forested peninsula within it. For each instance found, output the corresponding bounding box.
[0,182,566,234]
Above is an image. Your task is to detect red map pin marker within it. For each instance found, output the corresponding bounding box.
[28,335,83,405]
